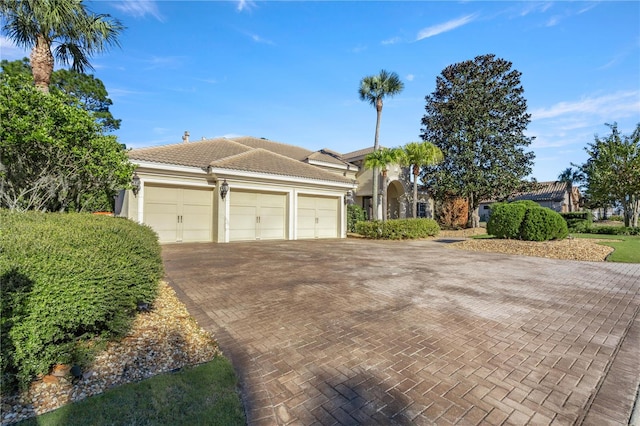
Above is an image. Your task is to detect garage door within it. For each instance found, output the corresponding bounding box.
[297,195,339,239]
[144,185,212,243]
[229,191,286,241]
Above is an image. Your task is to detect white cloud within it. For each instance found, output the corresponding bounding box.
[0,36,29,60]
[143,55,186,70]
[416,14,478,40]
[531,91,640,120]
[237,0,257,12]
[519,2,553,17]
[406,74,415,82]
[381,37,401,45]
[545,16,560,27]
[112,1,163,21]
[249,34,274,45]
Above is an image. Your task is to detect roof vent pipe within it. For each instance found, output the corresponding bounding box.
[182,131,190,143]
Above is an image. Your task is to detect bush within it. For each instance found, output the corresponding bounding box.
[521,207,569,241]
[355,218,440,240]
[560,211,593,232]
[608,215,624,222]
[347,204,366,233]
[0,212,163,390]
[438,197,468,229]
[486,202,528,239]
[585,226,640,236]
[486,201,567,241]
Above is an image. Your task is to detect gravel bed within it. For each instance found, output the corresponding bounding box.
[449,237,615,261]
[1,282,220,425]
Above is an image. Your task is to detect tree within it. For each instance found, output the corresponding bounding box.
[420,54,535,228]
[359,70,404,220]
[1,59,120,131]
[557,167,583,212]
[578,123,640,227]
[0,0,123,92]
[0,73,134,212]
[363,147,404,221]
[401,141,443,218]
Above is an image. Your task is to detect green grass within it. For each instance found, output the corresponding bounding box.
[18,356,245,426]
[571,233,640,263]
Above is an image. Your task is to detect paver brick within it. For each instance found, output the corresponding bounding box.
[162,239,640,425]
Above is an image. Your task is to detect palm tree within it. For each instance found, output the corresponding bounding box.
[558,167,582,212]
[1,0,123,92]
[359,70,404,220]
[364,147,404,221]
[402,141,444,218]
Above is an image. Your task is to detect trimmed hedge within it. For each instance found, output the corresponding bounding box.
[584,226,640,236]
[355,218,440,240]
[560,211,592,233]
[347,204,366,233]
[1,212,163,390]
[486,201,567,241]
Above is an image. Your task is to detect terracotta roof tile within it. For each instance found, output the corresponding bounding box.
[128,138,251,168]
[210,148,353,183]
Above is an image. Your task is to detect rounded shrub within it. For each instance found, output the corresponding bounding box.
[486,202,528,239]
[486,201,568,241]
[0,212,163,390]
[520,207,569,241]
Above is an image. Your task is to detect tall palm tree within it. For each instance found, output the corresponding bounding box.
[402,141,444,218]
[1,0,123,92]
[359,70,404,220]
[558,167,582,212]
[364,147,404,221]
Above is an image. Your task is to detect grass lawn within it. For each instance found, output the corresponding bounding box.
[571,233,640,263]
[18,356,245,426]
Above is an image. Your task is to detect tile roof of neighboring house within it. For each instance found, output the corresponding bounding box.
[480,181,570,204]
[511,181,569,202]
[128,137,353,184]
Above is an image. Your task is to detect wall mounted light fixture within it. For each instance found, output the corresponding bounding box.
[131,173,141,197]
[220,179,229,200]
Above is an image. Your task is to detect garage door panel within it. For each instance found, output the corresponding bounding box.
[229,192,286,241]
[296,195,339,239]
[144,185,212,243]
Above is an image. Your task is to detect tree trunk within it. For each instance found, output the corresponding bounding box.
[30,34,54,93]
[567,183,573,212]
[371,99,383,221]
[412,166,418,218]
[468,192,480,228]
[381,170,388,221]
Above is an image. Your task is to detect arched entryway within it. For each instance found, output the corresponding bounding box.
[387,180,406,219]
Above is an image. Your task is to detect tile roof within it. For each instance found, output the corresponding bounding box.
[342,146,385,161]
[128,137,353,184]
[511,181,569,202]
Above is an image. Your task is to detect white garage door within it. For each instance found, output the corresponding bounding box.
[297,195,339,239]
[144,185,212,243]
[229,191,286,241]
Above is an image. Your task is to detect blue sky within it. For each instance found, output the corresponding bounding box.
[2,1,639,181]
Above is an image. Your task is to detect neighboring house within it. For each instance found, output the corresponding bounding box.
[117,135,356,243]
[478,181,581,221]
[342,147,433,220]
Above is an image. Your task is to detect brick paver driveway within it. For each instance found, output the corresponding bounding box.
[162,239,640,425]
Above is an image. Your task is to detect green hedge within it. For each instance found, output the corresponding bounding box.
[584,226,640,236]
[347,204,366,233]
[355,218,440,240]
[560,211,592,232]
[1,212,163,390]
[486,201,567,241]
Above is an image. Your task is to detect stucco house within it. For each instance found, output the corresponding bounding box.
[478,181,581,221]
[117,135,429,243]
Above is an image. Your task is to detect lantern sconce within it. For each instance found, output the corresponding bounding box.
[220,179,229,200]
[131,173,141,197]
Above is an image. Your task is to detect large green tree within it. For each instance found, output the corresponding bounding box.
[420,54,535,228]
[579,123,640,227]
[0,0,123,92]
[0,73,134,212]
[401,141,443,218]
[359,70,404,220]
[1,58,120,131]
[363,147,404,221]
